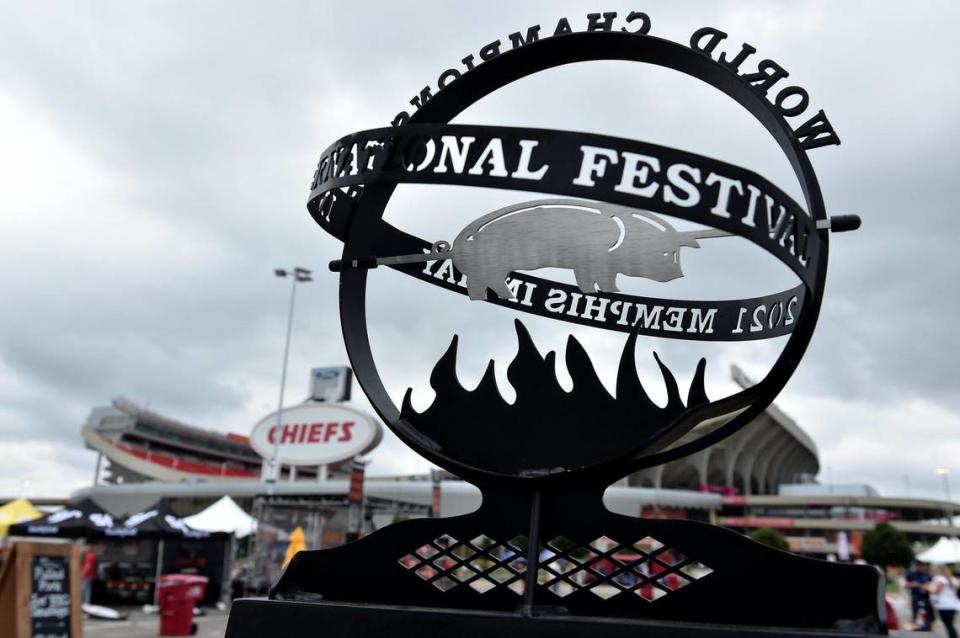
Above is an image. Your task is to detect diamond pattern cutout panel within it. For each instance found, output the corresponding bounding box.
[398,534,528,595]
[398,533,713,601]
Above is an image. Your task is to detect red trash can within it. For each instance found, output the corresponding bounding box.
[158,574,208,636]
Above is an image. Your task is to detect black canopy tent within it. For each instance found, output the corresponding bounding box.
[8,498,149,605]
[8,498,228,541]
[12,499,230,605]
[8,498,124,539]
[122,500,227,540]
[122,500,230,605]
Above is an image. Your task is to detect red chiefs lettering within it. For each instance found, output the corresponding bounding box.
[267,421,354,445]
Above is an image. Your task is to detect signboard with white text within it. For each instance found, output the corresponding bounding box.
[251,403,381,466]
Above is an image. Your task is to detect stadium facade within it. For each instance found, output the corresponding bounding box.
[72,369,960,558]
[82,397,341,484]
[628,367,819,496]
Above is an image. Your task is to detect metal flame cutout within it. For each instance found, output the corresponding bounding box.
[401,320,708,476]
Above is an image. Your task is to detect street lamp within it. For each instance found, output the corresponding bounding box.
[267,267,313,483]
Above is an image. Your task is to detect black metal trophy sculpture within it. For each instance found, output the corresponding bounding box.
[227,12,878,638]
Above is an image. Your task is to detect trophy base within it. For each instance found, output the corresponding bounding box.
[225,598,883,638]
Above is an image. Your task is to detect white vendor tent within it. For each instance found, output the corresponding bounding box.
[917,537,960,564]
[183,496,257,538]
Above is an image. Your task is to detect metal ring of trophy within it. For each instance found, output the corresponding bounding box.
[316,124,827,342]
[312,30,848,484]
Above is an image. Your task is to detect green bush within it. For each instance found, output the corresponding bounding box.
[750,527,790,551]
[862,522,913,567]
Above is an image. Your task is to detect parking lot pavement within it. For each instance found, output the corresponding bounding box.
[84,607,228,638]
[81,600,949,638]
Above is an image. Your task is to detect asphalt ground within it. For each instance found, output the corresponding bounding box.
[81,598,944,638]
[84,607,229,638]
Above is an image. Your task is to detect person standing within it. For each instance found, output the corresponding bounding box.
[906,561,934,630]
[81,545,97,605]
[928,565,960,638]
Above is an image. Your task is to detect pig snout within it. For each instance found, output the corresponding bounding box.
[618,245,687,283]
[649,258,685,282]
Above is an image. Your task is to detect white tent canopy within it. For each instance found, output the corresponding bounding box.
[183,496,257,538]
[917,537,960,564]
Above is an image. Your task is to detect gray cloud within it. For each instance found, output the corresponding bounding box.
[0,1,957,501]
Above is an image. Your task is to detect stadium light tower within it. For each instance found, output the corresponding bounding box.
[267,267,313,482]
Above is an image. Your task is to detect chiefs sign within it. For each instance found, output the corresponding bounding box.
[251,403,382,466]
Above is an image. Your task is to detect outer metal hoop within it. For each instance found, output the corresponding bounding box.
[335,31,829,484]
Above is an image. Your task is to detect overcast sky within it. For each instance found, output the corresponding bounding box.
[1,1,957,502]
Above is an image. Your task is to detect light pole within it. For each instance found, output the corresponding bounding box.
[267,267,313,483]
[937,467,953,527]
